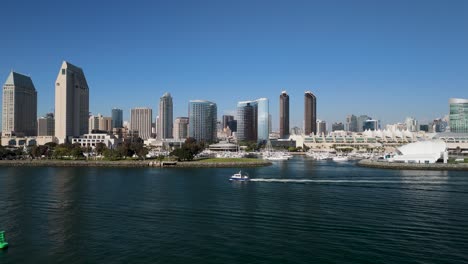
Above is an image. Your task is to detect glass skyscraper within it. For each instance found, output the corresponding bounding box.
[449,98,468,133]
[236,98,269,143]
[189,100,217,143]
[111,108,123,128]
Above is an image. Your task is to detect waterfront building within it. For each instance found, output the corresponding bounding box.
[449,98,468,133]
[332,122,345,131]
[237,101,255,142]
[346,114,358,132]
[71,133,122,149]
[89,114,112,133]
[391,140,447,164]
[304,91,317,135]
[256,98,269,142]
[173,117,189,140]
[2,71,37,137]
[316,120,327,136]
[431,118,448,133]
[158,92,173,139]
[236,98,269,142]
[111,108,123,128]
[55,61,89,143]
[405,117,419,132]
[38,113,55,136]
[189,100,217,143]
[130,107,153,140]
[279,91,289,138]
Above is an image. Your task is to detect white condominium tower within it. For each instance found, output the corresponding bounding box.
[131,107,153,140]
[2,71,37,136]
[54,61,89,143]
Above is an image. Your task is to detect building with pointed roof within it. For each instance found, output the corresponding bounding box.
[54,61,89,143]
[2,71,37,136]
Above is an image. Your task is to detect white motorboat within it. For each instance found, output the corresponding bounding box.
[230,171,250,181]
[332,156,349,162]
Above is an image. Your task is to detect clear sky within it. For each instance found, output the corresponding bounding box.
[1,0,467,130]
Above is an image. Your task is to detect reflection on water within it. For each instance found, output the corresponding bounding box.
[0,160,467,264]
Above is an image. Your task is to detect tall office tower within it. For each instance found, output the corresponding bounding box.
[405,117,419,132]
[449,98,468,133]
[279,91,289,138]
[237,101,257,142]
[112,108,123,128]
[332,122,345,131]
[357,115,370,132]
[173,117,189,140]
[55,61,89,143]
[304,91,317,135]
[130,107,153,140]
[316,120,327,135]
[188,100,217,143]
[38,113,55,136]
[2,71,37,136]
[158,92,173,139]
[222,115,234,129]
[256,98,269,142]
[346,114,358,132]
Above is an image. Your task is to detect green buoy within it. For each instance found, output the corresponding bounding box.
[0,231,8,249]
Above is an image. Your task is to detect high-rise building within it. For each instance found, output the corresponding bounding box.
[332,122,345,131]
[304,91,317,135]
[357,115,370,132]
[2,71,37,136]
[405,117,419,132]
[112,108,123,128]
[236,98,269,142]
[419,124,429,132]
[237,101,257,142]
[38,113,55,136]
[316,120,327,135]
[256,98,269,142]
[130,107,153,140]
[222,115,234,129]
[173,117,189,140]
[189,100,217,143]
[158,92,173,139]
[346,114,358,132]
[279,91,289,138]
[55,61,89,143]
[449,98,468,133]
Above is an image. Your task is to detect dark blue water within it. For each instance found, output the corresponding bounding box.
[1,157,467,263]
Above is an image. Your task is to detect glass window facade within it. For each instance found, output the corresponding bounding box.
[449,98,468,133]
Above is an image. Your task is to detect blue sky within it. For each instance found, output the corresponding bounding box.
[1,0,467,130]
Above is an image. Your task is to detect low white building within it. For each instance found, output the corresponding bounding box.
[391,140,447,164]
[71,133,121,149]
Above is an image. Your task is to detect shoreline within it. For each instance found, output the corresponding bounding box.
[0,159,272,168]
[358,159,468,171]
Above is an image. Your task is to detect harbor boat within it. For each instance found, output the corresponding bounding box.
[0,231,8,249]
[265,155,289,161]
[332,156,349,162]
[230,171,250,181]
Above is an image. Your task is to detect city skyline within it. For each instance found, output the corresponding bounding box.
[1,1,467,129]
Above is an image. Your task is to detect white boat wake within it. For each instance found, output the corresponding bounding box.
[249,179,448,184]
